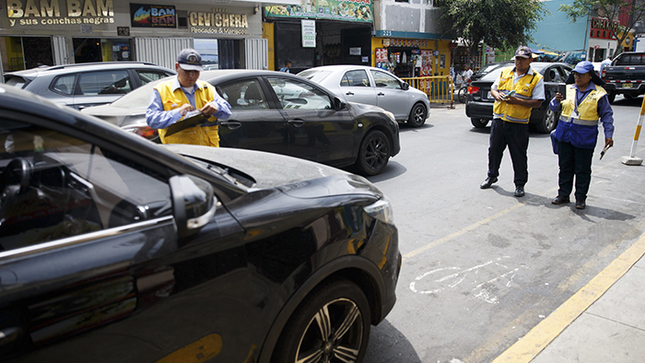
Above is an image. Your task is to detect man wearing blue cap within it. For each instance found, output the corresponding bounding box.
[549,60,614,209]
[146,48,231,146]
[480,46,545,198]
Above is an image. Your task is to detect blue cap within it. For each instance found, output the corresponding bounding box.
[177,48,203,72]
[572,61,594,74]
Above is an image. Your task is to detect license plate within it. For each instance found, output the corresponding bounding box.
[622,82,633,89]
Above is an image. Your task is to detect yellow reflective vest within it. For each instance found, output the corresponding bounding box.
[155,80,220,146]
[559,84,606,126]
[492,67,543,124]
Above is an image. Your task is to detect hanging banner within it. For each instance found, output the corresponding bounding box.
[265,0,372,23]
[302,20,316,47]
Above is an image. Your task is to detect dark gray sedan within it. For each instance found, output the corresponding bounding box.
[465,62,572,133]
[82,70,401,176]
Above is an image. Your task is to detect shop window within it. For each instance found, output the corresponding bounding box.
[194,39,219,70]
[341,70,370,87]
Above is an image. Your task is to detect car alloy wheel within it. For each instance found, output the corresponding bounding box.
[272,280,371,363]
[408,103,427,127]
[535,108,557,134]
[356,130,390,176]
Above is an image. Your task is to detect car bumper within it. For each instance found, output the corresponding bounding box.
[603,82,645,94]
[465,101,493,120]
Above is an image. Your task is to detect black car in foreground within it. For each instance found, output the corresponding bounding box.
[82,70,401,176]
[0,84,401,362]
[465,62,572,133]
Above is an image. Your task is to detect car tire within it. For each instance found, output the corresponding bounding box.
[272,279,371,363]
[535,108,558,134]
[355,130,390,176]
[607,91,616,104]
[457,87,468,103]
[471,118,489,128]
[407,103,427,127]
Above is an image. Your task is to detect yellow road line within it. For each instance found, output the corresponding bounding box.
[491,230,645,363]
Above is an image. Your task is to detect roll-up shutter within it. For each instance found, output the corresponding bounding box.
[245,38,268,70]
[52,36,70,65]
[135,38,193,69]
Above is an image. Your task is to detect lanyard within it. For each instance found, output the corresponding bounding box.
[574,88,591,115]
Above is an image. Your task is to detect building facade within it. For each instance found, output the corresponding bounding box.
[0,0,273,75]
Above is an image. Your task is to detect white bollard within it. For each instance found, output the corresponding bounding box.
[621,96,644,166]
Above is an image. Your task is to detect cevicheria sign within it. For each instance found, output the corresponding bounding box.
[6,0,114,27]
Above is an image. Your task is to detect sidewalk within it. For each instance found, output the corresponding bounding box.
[491,231,645,363]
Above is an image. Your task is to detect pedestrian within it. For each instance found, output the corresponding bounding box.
[600,55,612,74]
[279,59,292,73]
[549,60,614,209]
[480,46,546,197]
[146,48,231,146]
[462,63,473,84]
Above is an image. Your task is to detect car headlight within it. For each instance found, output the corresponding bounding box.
[364,197,393,224]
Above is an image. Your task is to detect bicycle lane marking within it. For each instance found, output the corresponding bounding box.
[490,228,645,363]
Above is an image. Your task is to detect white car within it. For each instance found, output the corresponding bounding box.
[299,65,430,127]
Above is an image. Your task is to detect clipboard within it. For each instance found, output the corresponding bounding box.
[164,112,208,137]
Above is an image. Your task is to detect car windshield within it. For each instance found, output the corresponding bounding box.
[110,78,167,108]
[298,69,332,83]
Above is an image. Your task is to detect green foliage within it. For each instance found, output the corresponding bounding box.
[438,0,547,61]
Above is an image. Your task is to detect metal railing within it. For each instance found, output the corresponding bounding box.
[401,75,454,108]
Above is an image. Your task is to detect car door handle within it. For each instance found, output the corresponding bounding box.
[220,121,242,130]
[377,92,386,96]
[345,91,355,96]
[0,327,22,347]
[288,120,305,127]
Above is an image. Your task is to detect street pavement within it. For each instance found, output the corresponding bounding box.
[433,99,645,363]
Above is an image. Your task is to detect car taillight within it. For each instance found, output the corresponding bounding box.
[468,86,480,94]
[601,69,606,80]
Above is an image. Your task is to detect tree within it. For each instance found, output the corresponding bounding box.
[560,0,645,57]
[437,0,547,65]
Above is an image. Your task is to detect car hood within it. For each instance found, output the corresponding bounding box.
[81,104,146,126]
[162,144,382,199]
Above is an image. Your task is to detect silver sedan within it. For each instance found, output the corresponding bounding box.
[299,65,430,127]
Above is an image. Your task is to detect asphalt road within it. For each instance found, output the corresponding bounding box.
[362,96,645,363]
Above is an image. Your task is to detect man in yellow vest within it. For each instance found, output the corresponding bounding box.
[480,46,545,197]
[549,61,614,209]
[146,48,231,146]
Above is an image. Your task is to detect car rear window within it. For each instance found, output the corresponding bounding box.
[298,70,332,83]
[4,76,28,89]
[615,53,645,65]
[78,70,132,96]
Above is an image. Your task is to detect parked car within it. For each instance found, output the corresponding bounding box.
[0,83,401,363]
[297,65,430,127]
[465,62,572,133]
[602,52,645,103]
[3,61,175,110]
[470,61,513,82]
[82,70,401,176]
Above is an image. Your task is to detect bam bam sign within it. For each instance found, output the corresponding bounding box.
[7,0,114,27]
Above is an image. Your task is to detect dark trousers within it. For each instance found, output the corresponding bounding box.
[557,141,594,201]
[487,118,529,187]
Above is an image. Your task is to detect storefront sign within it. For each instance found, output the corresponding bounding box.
[6,0,114,27]
[301,19,315,47]
[265,0,372,23]
[590,17,618,40]
[130,4,176,28]
[189,9,248,34]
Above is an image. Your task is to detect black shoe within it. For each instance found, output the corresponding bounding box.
[514,186,525,197]
[552,195,570,205]
[575,200,586,209]
[480,177,498,189]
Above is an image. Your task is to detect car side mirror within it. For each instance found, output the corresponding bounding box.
[401,83,410,90]
[169,175,217,239]
[333,97,347,110]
